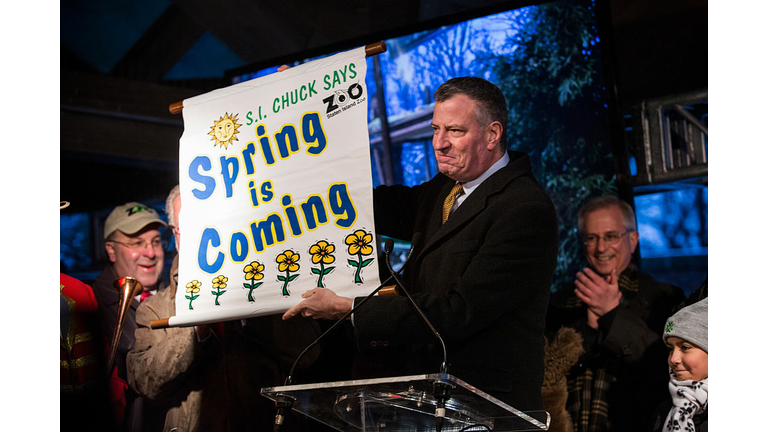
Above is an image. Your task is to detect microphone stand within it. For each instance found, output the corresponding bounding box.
[382,236,452,432]
[274,237,424,431]
[273,274,396,431]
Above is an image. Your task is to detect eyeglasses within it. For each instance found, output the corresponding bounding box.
[582,231,631,246]
[109,238,166,250]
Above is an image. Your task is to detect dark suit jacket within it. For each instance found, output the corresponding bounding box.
[353,151,559,411]
[92,265,167,431]
[92,265,144,379]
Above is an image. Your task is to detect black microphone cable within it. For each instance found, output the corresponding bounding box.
[382,234,452,432]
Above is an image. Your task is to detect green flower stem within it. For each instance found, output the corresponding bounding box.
[354,253,364,284]
[244,281,262,302]
[317,262,326,288]
[213,288,225,305]
[281,271,291,296]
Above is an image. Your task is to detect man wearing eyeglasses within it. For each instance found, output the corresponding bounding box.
[546,195,685,432]
[126,186,327,431]
[93,201,168,431]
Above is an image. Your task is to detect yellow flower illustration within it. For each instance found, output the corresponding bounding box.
[212,275,228,289]
[345,229,374,256]
[244,261,265,280]
[186,280,202,293]
[211,275,228,306]
[276,250,300,296]
[345,229,375,284]
[310,240,336,288]
[185,280,202,309]
[276,250,300,273]
[310,241,336,264]
[243,261,265,302]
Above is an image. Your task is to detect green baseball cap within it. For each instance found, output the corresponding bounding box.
[104,202,167,239]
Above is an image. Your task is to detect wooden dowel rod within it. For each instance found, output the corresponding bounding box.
[365,40,387,57]
[168,101,184,115]
[150,318,170,329]
[378,285,399,296]
[168,41,387,115]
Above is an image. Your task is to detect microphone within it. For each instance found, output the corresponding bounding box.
[273,236,421,431]
[382,233,452,432]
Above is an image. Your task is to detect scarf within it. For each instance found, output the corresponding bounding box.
[565,265,641,432]
[664,370,708,432]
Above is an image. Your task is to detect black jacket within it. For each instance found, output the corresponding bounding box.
[353,151,559,411]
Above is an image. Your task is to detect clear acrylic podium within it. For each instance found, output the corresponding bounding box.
[261,373,550,431]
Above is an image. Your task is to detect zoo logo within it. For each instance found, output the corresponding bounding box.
[322,82,364,115]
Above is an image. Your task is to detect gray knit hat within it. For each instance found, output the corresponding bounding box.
[663,298,708,353]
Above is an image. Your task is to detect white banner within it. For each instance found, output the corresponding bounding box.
[172,46,379,327]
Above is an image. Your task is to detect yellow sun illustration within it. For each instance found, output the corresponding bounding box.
[209,113,242,149]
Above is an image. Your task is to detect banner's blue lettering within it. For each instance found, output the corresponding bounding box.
[281,194,302,236]
[242,142,257,175]
[328,183,357,228]
[189,156,216,200]
[250,213,285,252]
[257,125,276,166]
[260,181,274,203]
[219,155,240,198]
[248,180,260,207]
[302,112,327,156]
[301,195,328,231]
[275,124,300,159]
[230,232,249,262]
[198,228,225,273]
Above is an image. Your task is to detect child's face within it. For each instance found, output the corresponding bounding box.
[666,336,708,382]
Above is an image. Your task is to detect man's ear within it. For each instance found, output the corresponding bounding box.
[105,242,117,263]
[629,230,639,253]
[486,121,503,151]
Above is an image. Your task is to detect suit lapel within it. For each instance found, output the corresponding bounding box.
[417,151,533,257]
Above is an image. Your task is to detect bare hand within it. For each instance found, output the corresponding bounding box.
[574,267,622,328]
[282,288,353,321]
[585,309,600,330]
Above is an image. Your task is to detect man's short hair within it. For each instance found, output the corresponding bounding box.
[165,185,181,227]
[577,195,637,233]
[434,76,508,146]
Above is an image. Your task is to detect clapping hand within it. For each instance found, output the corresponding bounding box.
[574,267,622,329]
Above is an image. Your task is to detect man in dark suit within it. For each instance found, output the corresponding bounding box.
[283,76,559,412]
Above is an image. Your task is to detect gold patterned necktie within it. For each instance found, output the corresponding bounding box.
[442,182,464,224]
